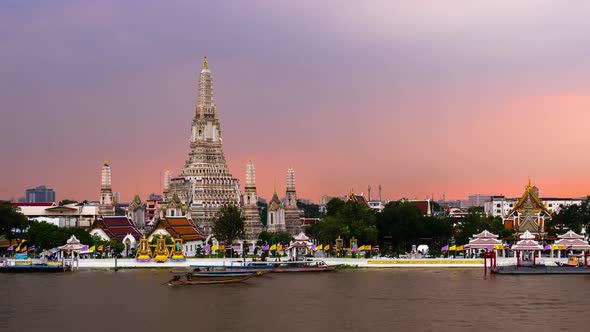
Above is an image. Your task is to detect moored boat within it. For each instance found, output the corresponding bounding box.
[167,272,256,286]
[247,260,338,273]
[0,260,68,273]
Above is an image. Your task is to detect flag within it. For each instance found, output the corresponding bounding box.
[352,245,358,251]
[89,245,95,252]
[105,246,111,251]
[211,245,218,251]
[203,244,211,251]
[7,246,13,252]
[503,244,510,250]
[441,245,449,252]
[219,245,225,250]
[543,245,551,250]
[98,245,103,251]
[270,244,277,251]
[28,246,36,252]
[456,245,464,251]
[372,245,379,251]
[566,245,573,250]
[486,245,494,251]
[316,244,323,251]
[277,244,283,251]
[311,244,317,250]
[263,245,269,251]
[449,245,456,251]
[493,244,503,250]
[20,246,27,252]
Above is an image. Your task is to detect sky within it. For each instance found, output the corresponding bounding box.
[2,0,590,203]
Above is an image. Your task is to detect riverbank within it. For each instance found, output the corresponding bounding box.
[57,256,573,269]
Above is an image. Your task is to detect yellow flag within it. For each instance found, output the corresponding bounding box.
[211,245,218,251]
[270,244,277,251]
[449,245,456,251]
[277,244,283,251]
[20,246,27,252]
[316,244,323,251]
[98,245,103,251]
[89,246,95,252]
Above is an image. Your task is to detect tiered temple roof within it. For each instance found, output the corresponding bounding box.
[151,217,204,242]
[511,230,543,251]
[553,230,590,250]
[466,229,502,249]
[91,216,143,242]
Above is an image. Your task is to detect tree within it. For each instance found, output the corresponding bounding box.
[325,198,345,216]
[257,201,268,226]
[0,201,29,246]
[212,204,245,247]
[297,201,322,218]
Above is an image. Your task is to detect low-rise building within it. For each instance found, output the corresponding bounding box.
[13,202,100,228]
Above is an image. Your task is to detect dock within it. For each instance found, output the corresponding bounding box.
[491,265,590,275]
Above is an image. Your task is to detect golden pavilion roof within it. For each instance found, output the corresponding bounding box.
[506,180,551,217]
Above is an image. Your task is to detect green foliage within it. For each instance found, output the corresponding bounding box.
[212,204,245,245]
[26,220,92,251]
[453,213,509,245]
[548,199,590,235]
[312,200,378,248]
[297,201,322,218]
[257,231,293,245]
[257,201,268,227]
[0,201,29,244]
[325,198,345,216]
[375,201,457,256]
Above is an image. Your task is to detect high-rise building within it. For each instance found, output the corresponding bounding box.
[25,185,55,203]
[166,57,241,235]
[243,160,262,239]
[284,167,301,235]
[99,161,115,216]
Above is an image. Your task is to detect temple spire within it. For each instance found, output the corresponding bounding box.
[203,56,208,69]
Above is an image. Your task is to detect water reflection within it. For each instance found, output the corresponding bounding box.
[1,269,589,331]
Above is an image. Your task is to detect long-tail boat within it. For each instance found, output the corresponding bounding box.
[167,272,256,286]
[246,260,338,273]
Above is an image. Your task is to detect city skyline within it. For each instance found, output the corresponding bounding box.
[2,1,590,202]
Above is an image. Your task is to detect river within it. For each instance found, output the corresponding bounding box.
[1,268,589,331]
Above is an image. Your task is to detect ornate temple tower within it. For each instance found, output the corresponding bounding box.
[162,170,171,200]
[267,191,286,232]
[127,194,146,231]
[284,167,300,235]
[99,161,115,216]
[243,160,262,239]
[168,57,241,235]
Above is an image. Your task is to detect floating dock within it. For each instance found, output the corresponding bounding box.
[491,265,590,275]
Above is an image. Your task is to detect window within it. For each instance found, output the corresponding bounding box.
[496,204,501,208]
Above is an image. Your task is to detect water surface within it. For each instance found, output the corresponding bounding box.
[1,268,589,331]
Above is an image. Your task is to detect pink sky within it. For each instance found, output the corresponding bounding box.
[2,1,590,203]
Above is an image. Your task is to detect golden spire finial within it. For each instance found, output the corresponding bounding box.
[528,177,531,188]
[203,56,208,69]
[104,160,109,166]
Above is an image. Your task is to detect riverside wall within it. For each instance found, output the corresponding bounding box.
[74,256,572,269]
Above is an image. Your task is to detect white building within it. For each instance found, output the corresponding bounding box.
[13,202,100,228]
[484,196,583,217]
